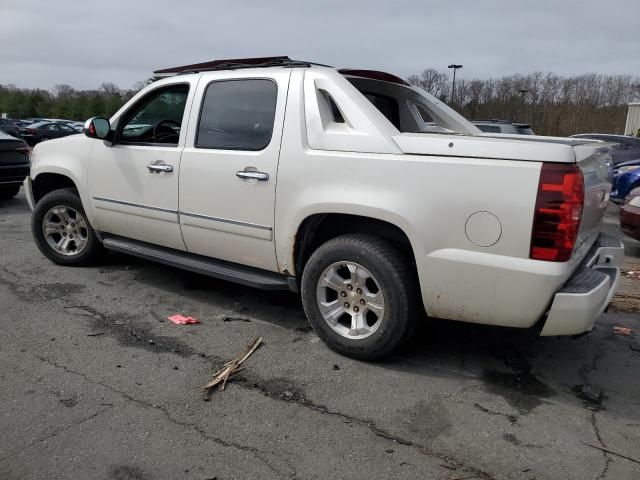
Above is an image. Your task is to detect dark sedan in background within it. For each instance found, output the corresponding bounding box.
[19,121,78,145]
[0,131,30,199]
[0,118,22,139]
[570,134,640,166]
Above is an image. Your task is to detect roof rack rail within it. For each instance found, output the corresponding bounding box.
[154,56,331,77]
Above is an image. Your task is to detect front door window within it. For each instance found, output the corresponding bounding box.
[119,85,189,146]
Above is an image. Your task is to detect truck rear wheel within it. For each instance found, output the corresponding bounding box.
[301,234,417,359]
[31,188,103,266]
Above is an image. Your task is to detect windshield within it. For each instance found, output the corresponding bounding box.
[345,76,481,135]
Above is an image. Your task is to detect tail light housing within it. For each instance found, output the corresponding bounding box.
[530,163,584,262]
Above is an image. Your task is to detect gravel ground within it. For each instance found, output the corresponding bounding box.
[1,191,639,480]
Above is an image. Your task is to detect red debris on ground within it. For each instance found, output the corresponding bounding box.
[167,314,200,325]
[613,326,632,336]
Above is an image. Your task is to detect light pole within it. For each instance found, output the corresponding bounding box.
[518,89,528,120]
[448,64,463,104]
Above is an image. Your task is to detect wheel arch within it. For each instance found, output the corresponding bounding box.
[292,212,419,281]
[30,166,97,228]
[32,172,79,203]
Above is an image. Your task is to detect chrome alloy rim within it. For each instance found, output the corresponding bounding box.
[315,261,385,339]
[42,206,89,256]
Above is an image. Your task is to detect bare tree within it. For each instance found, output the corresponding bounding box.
[407,69,640,135]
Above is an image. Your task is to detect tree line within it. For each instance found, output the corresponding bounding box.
[1,72,639,136]
[408,70,640,136]
[0,81,149,121]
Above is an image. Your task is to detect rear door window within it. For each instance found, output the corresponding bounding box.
[196,79,277,151]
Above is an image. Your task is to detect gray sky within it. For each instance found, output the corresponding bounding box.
[1,0,639,90]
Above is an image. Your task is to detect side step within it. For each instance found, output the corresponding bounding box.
[102,235,295,291]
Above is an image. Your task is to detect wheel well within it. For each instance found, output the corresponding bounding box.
[32,173,78,203]
[294,214,417,276]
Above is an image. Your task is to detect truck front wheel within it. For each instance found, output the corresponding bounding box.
[301,234,418,360]
[32,188,103,266]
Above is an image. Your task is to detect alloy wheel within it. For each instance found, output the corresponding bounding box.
[42,205,89,256]
[315,261,385,339]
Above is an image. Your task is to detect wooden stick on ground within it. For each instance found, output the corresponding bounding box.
[203,337,262,394]
[583,443,640,465]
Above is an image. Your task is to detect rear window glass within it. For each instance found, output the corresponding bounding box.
[197,79,277,150]
[363,92,400,130]
[415,104,434,123]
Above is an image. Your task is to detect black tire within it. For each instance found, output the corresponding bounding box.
[301,234,418,360]
[0,184,20,199]
[31,188,103,266]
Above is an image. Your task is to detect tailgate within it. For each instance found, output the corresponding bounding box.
[573,143,614,255]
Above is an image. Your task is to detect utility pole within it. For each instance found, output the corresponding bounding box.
[448,64,463,105]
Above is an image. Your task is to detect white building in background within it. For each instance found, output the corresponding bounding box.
[625,102,640,136]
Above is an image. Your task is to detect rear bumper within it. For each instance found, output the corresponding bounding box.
[540,234,624,336]
[0,163,30,185]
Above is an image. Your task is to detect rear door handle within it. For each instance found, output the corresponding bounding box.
[236,170,269,181]
[147,162,174,173]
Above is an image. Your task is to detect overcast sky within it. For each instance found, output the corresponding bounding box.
[1,0,639,90]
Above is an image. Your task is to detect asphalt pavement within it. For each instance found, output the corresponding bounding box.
[1,191,639,480]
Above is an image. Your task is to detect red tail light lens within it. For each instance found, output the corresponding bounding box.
[530,163,584,262]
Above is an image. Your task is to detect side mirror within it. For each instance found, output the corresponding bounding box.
[84,117,110,140]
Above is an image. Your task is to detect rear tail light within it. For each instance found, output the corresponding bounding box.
[530,163,584,262]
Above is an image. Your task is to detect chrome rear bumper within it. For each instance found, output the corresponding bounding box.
[540,233,624,336]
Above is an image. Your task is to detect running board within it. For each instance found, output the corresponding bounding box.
[101,235,295,291]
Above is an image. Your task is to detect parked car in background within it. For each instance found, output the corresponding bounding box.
[472,119,535,135]
[0,118,22,139]
[63,121,85,132]
[13,120,34,129]
[570,134,640,166]
[611,159,640,204]
[20,121,78,145]
[620,188,640,241]
[0,131,30,198]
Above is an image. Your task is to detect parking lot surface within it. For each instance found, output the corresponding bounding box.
[1,192,639,480]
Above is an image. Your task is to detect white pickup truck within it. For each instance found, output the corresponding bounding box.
[24,57,624,359]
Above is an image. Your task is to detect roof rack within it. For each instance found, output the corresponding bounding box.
[154,56,330,77]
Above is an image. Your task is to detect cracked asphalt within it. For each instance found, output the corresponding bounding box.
[1,192,639,480]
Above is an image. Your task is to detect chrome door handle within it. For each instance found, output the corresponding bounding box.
[147,162,173,173]
[236,170,269,181]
